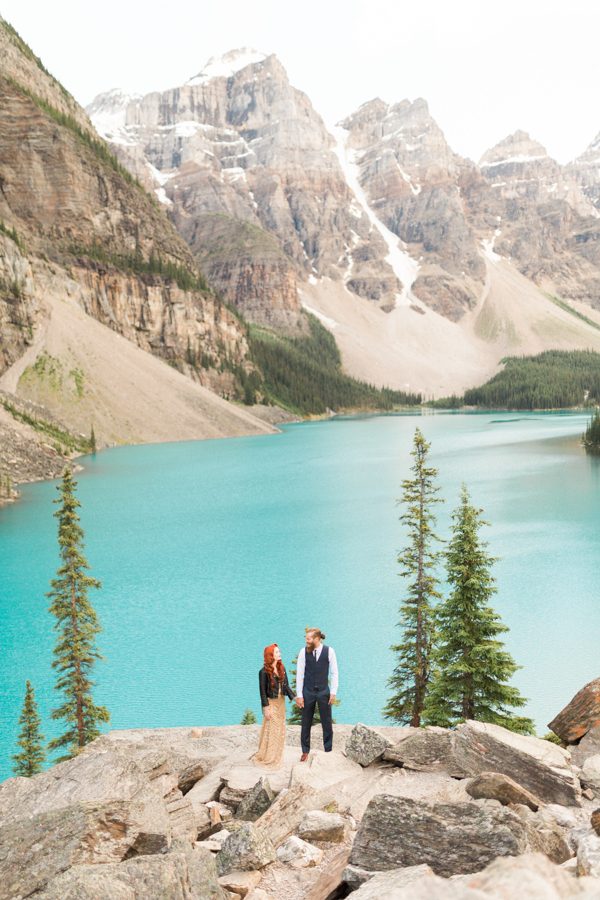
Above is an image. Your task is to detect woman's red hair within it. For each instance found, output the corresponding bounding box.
[264,643,285,686]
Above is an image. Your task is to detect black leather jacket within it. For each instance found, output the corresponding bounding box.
[259,667,295,707]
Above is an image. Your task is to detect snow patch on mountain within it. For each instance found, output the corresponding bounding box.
[186,48,267,85]
[332,125,420,307]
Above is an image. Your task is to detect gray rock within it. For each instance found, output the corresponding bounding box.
[341,863,379,890]
[236,778,275,822]
[510,805,572,864]
[571,725,600,768]
[345,723,392,767]
[384,727,464,774]
[297,809,347,843]
[581,755,600,796]
[37,845,226,900]
[254,782,319,847]
[389,721,580,807]
[466,771,541,810]
[276,835,323,868]
[350,794,529,876]
[577,831,600,877]
[217,822,276,875]
[0,801,169,900]
[349,864,441,899]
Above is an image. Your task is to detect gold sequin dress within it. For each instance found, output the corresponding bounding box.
[253,682,287,770]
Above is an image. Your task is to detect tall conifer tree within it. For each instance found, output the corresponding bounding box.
[12,680,46,776]
[424,485,534,734]
[384,428,443,725]
[47,467,109,761]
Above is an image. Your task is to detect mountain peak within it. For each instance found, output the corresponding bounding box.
[186,48,268,86]
[479,130,549,169]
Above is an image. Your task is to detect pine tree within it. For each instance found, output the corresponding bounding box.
[384,428,443,726]
[90,424,97,455]
[424,485,534,734]
[47,467,110,761]
[241,708,257,724]
[12,680,46,776]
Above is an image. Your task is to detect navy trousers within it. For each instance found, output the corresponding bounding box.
[301,688,333,753]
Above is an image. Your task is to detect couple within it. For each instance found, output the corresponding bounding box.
[253,627,339,769]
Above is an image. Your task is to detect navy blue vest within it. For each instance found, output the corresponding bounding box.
[304,645,330,693]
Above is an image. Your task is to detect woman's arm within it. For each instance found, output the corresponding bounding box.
[259,669,269,708]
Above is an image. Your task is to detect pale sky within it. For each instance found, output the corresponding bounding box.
[1,0,598,164]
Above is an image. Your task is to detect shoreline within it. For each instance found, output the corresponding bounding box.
[1,404,591,511]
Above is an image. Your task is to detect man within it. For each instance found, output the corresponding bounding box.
[295,627,338,761]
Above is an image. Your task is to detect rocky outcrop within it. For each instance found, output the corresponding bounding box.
[385,720,581,807]
[2,717,600,900]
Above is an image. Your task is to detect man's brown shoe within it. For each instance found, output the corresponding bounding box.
[300,752,309,762]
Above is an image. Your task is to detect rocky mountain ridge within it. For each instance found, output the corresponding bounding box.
[87,49,600,395]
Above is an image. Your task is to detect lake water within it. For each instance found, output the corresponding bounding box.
[1,411,599,781]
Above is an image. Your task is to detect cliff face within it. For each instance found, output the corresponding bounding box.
[0,19,274,476]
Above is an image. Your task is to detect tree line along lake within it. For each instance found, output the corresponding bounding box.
[0,411,599,780]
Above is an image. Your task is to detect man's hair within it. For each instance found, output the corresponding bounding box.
[305,627,326,641]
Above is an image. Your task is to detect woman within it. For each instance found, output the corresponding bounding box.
[253,643,295,769]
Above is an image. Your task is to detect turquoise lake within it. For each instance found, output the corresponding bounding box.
[1,411,599,780]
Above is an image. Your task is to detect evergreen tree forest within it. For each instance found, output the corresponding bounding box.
[249,315,422,415]
[583,408,600,454]
[461,350,600,409]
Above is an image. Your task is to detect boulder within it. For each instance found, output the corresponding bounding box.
[178,761,206,795]
[297,809,347,843]
[350,794,529,876]
[581,755,600,796]
[0,801,170,900]
[350,864,438,899]
[276,835,323,868]
[509,805,572,864]
[341,863,378,890]
[217,823,276,875]
[460,722,578,806]
[383,728,463,774]
[254,783,319,847]
[288,749,363,792]
[458,852,587,899]
[345,724,392,767]
[302,847,351,900]
[548,678,600,744]
[236,778,275,822]
[577,831,600,877]
[218,869,262,896]
[36,845,226,900]
[591,809,600,837]
[571,725,600,768]
[0,745,171,829]
[466,772,541,810]
[386,721,580,807]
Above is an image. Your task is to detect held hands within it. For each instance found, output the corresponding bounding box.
[264,707,272,720]
[295,697,304,709]
[328,694,336,705]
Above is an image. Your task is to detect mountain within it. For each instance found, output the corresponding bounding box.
[88,51,600,396]
[0,19,274,486]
